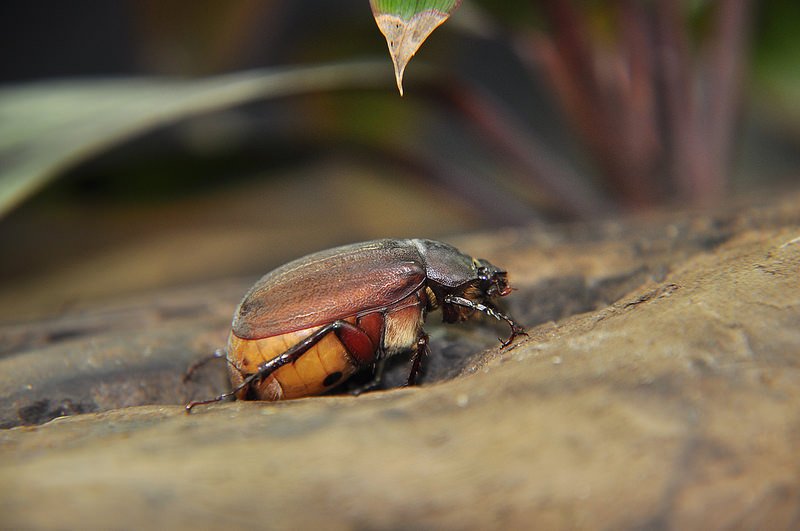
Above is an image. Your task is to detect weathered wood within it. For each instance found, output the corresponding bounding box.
[1,192,799,529]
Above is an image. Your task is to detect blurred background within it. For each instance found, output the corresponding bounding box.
[1,0,799,321]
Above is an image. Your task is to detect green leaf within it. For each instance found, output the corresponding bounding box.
[0,61,389,218]
[370,0,462,95]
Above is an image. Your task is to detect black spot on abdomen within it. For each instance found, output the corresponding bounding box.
[323,371,343,387]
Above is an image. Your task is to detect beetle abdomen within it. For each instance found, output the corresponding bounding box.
[227,328,359,401]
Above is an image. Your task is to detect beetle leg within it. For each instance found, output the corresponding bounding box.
[406,332,429,386]
[349,358,387,396]
[443,295,527,348]
[351,330,428,394]
[182,348,237,383]
[186,320,366,412]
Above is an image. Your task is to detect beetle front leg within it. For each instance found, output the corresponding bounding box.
[443,295,527,347]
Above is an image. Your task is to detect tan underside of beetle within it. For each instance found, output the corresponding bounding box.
[227,328,358,400]
[226,299,426,401]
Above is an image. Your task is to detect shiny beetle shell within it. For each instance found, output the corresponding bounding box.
[186,239,524,410]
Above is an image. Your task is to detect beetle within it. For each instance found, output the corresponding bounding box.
[185,238,525,411]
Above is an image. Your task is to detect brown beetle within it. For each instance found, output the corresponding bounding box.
[185,239,524,411]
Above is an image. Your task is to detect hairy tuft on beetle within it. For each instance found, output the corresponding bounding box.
[185,239,525,411]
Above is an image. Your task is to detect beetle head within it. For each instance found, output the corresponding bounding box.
[473,258,512,298]
[439,257,512,323]
[411,239,513,322]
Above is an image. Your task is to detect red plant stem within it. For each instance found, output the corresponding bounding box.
[443,81,614,219]
[655,0,707,203]
[537,0,663,207]
[703,0,752,203]
[538,0,611,171]
[614,0,663,204]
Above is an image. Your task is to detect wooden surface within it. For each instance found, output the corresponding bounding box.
[1,191,800,529]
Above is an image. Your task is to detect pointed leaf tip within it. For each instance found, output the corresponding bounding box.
[371,1,462,95]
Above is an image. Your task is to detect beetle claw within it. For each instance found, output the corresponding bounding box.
[499,324,528,349]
